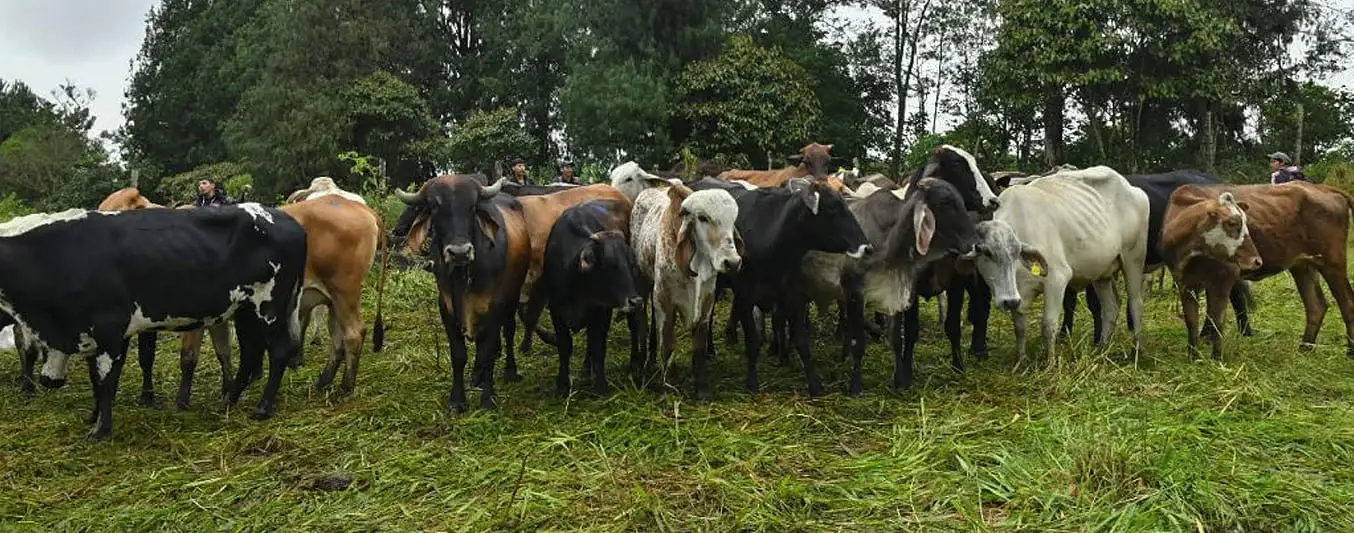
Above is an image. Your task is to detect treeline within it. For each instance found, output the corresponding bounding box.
[1,0,1352,210]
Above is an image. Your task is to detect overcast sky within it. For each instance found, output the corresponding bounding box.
[1,0,1351,148]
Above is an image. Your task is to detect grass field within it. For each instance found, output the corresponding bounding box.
[2,260,1354,532]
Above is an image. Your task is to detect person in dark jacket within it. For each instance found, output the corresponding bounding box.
[508,158,531,185]
[194,179,235,207]
[1268,152,1308,185]
[554,161,581,185]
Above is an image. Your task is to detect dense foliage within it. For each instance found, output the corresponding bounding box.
[1,0,1352,205]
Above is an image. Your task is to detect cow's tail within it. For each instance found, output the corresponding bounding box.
[372,212,392,352]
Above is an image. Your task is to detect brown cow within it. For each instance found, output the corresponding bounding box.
[277,196,391,393]
[716,143,847,192]
[1164,182,1354,358]
[98,187,163,211]
[1161,190,1264,359]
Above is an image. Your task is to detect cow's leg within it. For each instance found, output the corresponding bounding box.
[1060,289,1079,337]
[1041,274,1071,368]
[771,305,790,366]
[475,308,508,411]
[844,281,868,397]
[18,330,37,397]
[1013,306,1031,369]
[517,292,547,355]
[586,309,612,397]
[551,309,574,397]
[724,311,739,346]
[176,329,205,410]
[250,318,302,421]
[735,296,761,394]
[945,286,966,372]
[1291,265,1328,349]
[440,304,470,415]
[136,331,158,407]
[784,295,823,397]
[229,314,265,405]
[895,305,917,391]
[87,345,128,440]
[1091,278,1119,349]
[1121,255,1147,357]
[207,323,233,403]
[657,304,676,390]
[315,304,346,392]
[692,316,714,401]
[291,289,327,369]
[1204,281,1233,361]
[1317,260,1354,357]
[1230,282,1254,336]
[308,306,327,348]
[627,302,648,380]
[967,277,992,359]
[1179,283,1202,359]
[936,293,947,324]
[500,301,522,383]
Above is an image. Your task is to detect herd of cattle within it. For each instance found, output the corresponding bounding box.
[2,144,1353,440]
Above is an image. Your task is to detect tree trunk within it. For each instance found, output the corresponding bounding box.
[931,36,945,134]
[1042,85,1064,168]
[1086,99,1106,161]
[1203,108,1217,174]
[890,0,907,176]
[1295,102,1305,166]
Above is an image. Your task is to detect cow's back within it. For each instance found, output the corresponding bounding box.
[997,168,1148,279]
[1177,183,1352,277]
[281,196,381,287]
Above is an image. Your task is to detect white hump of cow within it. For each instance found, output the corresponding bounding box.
[0,208,93,237]
[238,202,275,224]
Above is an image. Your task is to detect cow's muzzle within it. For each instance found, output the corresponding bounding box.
[719,257,743,274]
[1242,256,1263,271]
[443,242,474,266]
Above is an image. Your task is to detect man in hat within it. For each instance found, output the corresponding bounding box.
[554,160,582,185]
[1268,152,1308,185]
[508,158,531,185]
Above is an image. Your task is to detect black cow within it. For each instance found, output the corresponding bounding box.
[1060,170,1253,340]
[394,175,531,414]
[529,199,645,396]
[688,177,873,396]
[0,205,307,438]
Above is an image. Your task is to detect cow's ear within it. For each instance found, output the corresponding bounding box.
[578,243,596,273]
[1020,243,1049,277]
[1236,201,1251,211]
[475,207,500,248]
[914,203,936,255]
[803,189,820,215]
[407,215,432,257]
[733,229,746,258]
[675,218,697,277]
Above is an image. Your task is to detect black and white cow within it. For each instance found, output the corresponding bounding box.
[688,177,872,396]
[532,199,645,396]
[799,178,981,395]
[0,205,307,438]
[1060,170,1253,340]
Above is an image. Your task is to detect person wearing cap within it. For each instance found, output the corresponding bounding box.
[194,178,235,207]
[509,158,531,185]
[1268,152,1308,185]
[554,161,581,185]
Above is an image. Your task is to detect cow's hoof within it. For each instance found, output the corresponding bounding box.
[970,349,990,360]
[249,408,274,421]
[807,384,825,398]
[745,381,760,394]
[480,396,498,411]
[85,428,110,441]
[176,398,192,411]
[502,371,523,383]
[846,389,864,399]
[20,383,35,398]
[695,389,714,402]
[447,402,467,416]
[592,384,612,397]
[1300,342,1317,353]
[1240,327,1255,337]
[140,391,157,408]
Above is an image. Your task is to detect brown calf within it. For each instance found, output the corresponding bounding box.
[1161,190,1264,359]
[98,187,162,211]
[716,143,846,191]
[1165,183,1354,358]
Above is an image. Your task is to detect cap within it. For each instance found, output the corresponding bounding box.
[1268,152,1292,165]
[510,158,526,166]
[559,160,575,169]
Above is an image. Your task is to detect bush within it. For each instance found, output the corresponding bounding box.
[156,162,251,205]
[0,193,33,222]
[1305,159,1353,191]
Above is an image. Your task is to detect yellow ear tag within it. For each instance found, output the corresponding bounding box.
[837,167,848,173]
[1030,263,1045,277]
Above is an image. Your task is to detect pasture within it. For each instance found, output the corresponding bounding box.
[2,250,1353,531]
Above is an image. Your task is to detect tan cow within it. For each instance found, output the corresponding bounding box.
[98,187,163,211]
[279,196,391,394]
[285,177,367,346]
[1164,182,1354,358]
[716,143,848,193]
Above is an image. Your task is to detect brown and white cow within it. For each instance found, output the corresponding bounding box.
[1164,182,1354,358]
[716,143,848,192]
[1161,190,1263,359]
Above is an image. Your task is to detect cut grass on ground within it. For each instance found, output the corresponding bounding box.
[2,262,1354,532]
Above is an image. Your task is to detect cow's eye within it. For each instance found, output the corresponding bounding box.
[698,214,709,223]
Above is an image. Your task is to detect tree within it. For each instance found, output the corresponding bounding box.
[559,60,671,164]
[676,34,821,166]
[1261,83,1354,164]
[443,107,535,175]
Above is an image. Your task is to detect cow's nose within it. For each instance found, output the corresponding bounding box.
[38,376,65,389]
[998,298,1021,311]
[443,243,474,265]
[1246,257,1263,270]
[722,258,742,273]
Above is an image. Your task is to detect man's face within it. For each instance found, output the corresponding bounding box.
[198,179,214,196]
[563,166,575,177]
[513,163,526,176]
[1270,159,1282,171]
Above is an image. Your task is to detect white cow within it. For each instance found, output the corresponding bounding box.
[609,161,681,202]
[994,165,1150,367]
[286,177,367,205]
[631,183,743,400]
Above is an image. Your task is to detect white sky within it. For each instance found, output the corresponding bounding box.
[0,0,1350,151]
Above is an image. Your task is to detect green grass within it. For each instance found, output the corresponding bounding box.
[3,262,1354,532]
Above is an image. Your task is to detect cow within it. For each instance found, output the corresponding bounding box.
[716,143,837,188]
[1060,170,1254,344]
[1165,182,1354,357]
[988,166,1150,368]
[506,184,633,377]
[534,199,645,396]
[98,187,163,211]
[798,178,981,394]
[393,175,531,414]
[609,161,678,203]
[286,177,367,205]
[1160,190,1264,360]
[688,177,873,395]
[0,204,307,438]
[631,183,743,400]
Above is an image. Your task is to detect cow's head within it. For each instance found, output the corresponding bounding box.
[395,174,506,268]
[671,186,743,276]
[576,228,645,312]
[1193,191,1263,271]
[919,145,1000,213]
[610,161,676,202]
[787,178,872,259]
[893,177,980,263]
[964,219,1047,312]
[787,143,834,178]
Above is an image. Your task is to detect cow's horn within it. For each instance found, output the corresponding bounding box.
[394,188,424,205]
[480,177,506,197]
